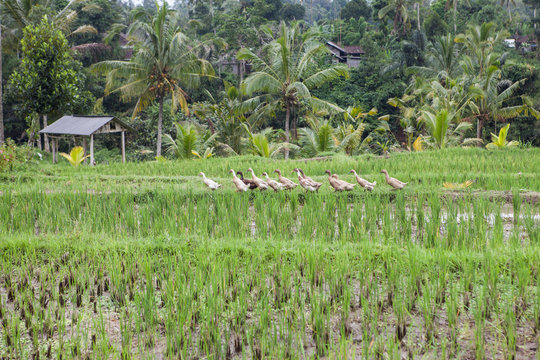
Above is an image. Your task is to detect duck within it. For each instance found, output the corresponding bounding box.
[325,170,356,191]
[229,169,249,192]
[247,168,269,190]
[380,169,407,190]
[198,172,221,190]
[262,172,283,191]
[293,168,322,191]
[294,169,319,192]
[274,169,298,190]
[237,171,258,190]
[349,169,376,191]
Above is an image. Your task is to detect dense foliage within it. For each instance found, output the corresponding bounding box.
[0,0,538,159]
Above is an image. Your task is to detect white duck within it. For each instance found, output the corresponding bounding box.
[349,169,376,191]
[262,172,283,191]
[199,172,221,190]
[229,169,249,192]
[247,168,269,190]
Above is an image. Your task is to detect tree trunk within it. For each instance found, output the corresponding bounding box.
[156,97,163,157]
[36,116,42,150]
[291,107,297,140]
[453,0,457,34]
[28,130,35,147]
[476,116,484,146]
[43,114,50,152]
[284,103,290,159]
[416,3,420,31]
[0,22,4,146]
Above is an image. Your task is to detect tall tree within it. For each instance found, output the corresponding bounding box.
[237,21,349,159]
[0,18,4,145]
[1,0,97,149]
[9,16,80,149]
[93,2,214,157]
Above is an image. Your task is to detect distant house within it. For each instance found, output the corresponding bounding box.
[119,33,133,60]
[216,58,252,78]
[509,34,538,53]
[326,41,365,68]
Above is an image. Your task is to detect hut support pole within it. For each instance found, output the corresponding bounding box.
[83,137,88,164]
[51,138,55,164]
[121,131,126,164]
[90,135,94,166]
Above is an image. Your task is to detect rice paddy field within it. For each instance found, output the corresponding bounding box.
[1,147,539,359]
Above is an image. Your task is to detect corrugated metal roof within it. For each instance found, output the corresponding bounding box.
[39,115,132,136]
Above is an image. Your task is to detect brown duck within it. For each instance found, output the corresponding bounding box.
[349,169,376,191]
[294,169,319,192]
[293,168,322,191]
[325,170,356,191]
[380,169,407,190]
[262,172,283,191]
[237,171,257,190]
[274,169,298,190]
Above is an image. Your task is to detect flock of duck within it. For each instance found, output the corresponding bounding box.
[198,168,407,192]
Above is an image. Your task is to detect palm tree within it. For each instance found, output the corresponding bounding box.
[420,108,473,148]
[244,126,297,158]
[237,21,348,159]
[378,0,410,34]
[191,86,260,155]
[299,117,335,156]
[92,2,214,156]
[456,23,538,140]
[163,121,217,160]
[408,34,462,80]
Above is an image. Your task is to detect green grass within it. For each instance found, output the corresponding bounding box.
[0,147,539,359]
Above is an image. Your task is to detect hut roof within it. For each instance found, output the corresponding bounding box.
[39,115,133,136]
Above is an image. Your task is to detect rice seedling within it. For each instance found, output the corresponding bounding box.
[0,148,538,358]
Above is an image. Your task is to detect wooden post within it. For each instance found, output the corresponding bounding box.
[90,134,94,166]
[121,131,126,164]
[83,137,88,164]
[51,138,55,164]
[55,138,59,163]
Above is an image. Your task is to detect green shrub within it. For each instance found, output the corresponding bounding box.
[0,139,31,171]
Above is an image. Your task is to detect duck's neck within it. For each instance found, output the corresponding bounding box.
[383,172,390,181]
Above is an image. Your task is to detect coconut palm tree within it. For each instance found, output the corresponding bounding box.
[92,2,214,156]
[456,23,539,140]
[408,34,462,80]
[237,21,349,159]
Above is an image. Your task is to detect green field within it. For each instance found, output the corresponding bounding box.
[1,148,539,359]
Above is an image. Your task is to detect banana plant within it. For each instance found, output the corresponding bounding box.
[59,146,90,167]
[486,124,519,149]
[192,148,215,159]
